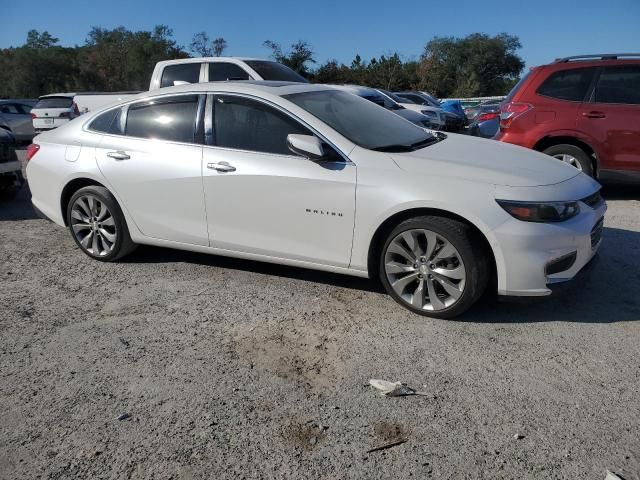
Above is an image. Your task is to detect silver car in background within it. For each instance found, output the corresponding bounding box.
[0,99,36,142]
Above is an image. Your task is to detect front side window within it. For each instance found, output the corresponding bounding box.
[594,66,640,105]
[213,95,311,155]
[537,67,596,101]
[126,95,200,144]
[285,89,434,151]
[160,63,201,88]
[209,63,250,81]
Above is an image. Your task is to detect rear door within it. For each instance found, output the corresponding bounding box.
[95,94,209,246]
[577,65,640,172]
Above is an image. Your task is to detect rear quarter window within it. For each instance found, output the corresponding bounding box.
[34,97,74,109]
[88,107,124,135]
[536,67,596,102]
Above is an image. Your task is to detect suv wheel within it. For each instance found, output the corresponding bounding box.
[543,144,593,176]
[379,216,489,319]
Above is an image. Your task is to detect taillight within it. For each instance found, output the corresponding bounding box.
[59,112,71,119]
[499,102,532,129]
[477,112,499,122]
[26,144,40,161]
[31,113,37,119]
[72,102,80,116]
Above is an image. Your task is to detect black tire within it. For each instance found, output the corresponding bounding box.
[379,216,490,319]
[66,185,136,261]
[543,144,593,176]
[0,171,24,200]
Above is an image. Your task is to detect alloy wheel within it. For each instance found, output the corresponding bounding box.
[384,229,466,311]
[553,153,583,171]
[70,195,117,257]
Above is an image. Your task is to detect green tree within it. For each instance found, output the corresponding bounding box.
[418,33,524,97]
[190,32,213,57]
[263,40,315,76]
[212,37,227,57]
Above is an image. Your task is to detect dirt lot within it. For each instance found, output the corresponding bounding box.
[1,150,639,479]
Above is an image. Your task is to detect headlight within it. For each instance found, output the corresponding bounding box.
[496,200,580,222]
[421,110,437,118]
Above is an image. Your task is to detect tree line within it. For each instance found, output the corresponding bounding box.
[0,27,524,99]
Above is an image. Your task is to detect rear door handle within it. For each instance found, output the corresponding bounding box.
[207,161,236,172]
[582,111,606,119]
[107,151,130,160]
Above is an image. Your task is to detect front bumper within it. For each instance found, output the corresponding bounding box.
[494,197,607,297]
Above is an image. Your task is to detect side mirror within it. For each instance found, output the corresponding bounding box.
[287,134,326,160]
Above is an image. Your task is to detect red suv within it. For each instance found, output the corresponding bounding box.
[495,54,640,182]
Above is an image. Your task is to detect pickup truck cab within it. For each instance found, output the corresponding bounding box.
[149,57,308,90]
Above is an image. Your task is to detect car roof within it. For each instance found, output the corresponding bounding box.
[155,56,270,66]
[38,93,77,99]
[138,81,339,99]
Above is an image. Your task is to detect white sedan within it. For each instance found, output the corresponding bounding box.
[26,82,606,318]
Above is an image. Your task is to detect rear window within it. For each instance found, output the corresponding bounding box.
[35,97,73,109]
[244,60,308,83]
[160,63,201,88]
[505,71,532,102]
[209,62,250,81]
[537,67,596,101]
[594,66,640,105]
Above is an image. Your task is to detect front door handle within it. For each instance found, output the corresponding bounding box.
[107,151,130,160]
[582,111,606,119]
[207,161,236,172]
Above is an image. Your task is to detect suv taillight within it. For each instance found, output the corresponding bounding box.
[26,144,40,161]
[499,102,532,129]
[31,113,37,119]
[477,112,499,122]
[72,102,80,116]
[59,112,71,119]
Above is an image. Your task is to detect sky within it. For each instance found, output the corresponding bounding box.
[2,0,639,69]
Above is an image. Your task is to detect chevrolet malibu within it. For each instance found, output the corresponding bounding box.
[26,82,606,318]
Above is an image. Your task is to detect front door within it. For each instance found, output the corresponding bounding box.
[202,94,356,267]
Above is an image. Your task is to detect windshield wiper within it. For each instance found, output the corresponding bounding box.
[371,136,438,153]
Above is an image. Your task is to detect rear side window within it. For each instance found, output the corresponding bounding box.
[209,63,250,81]
[594,66,640,105]
[244,60,308,83]
[213,95,310,155]
[537,68,596,101]
[126,95,200,144]
[34,97,73,108]
[89,107,124,135]
[160,63,201,88]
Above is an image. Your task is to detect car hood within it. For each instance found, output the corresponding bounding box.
[391,134,582,187]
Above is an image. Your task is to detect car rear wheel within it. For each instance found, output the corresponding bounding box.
[379,216,490,319]
[66,186,136,261]
[543,144,593,176]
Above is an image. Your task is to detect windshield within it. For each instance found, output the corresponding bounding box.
[379,89,409,104]
[244,60,308,83]
[284,89,435,151]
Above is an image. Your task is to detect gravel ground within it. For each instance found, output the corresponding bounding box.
[1,150,639,479]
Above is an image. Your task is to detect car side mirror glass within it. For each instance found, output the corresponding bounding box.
[287,134,326,161]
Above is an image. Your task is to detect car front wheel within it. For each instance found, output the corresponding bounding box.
[379,216,489,319]
[66,186,136,261]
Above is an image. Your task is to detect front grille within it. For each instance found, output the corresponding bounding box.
[591,217,604,248]
[581,191,604,209]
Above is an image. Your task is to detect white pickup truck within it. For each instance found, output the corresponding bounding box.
[73,57,307,114]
